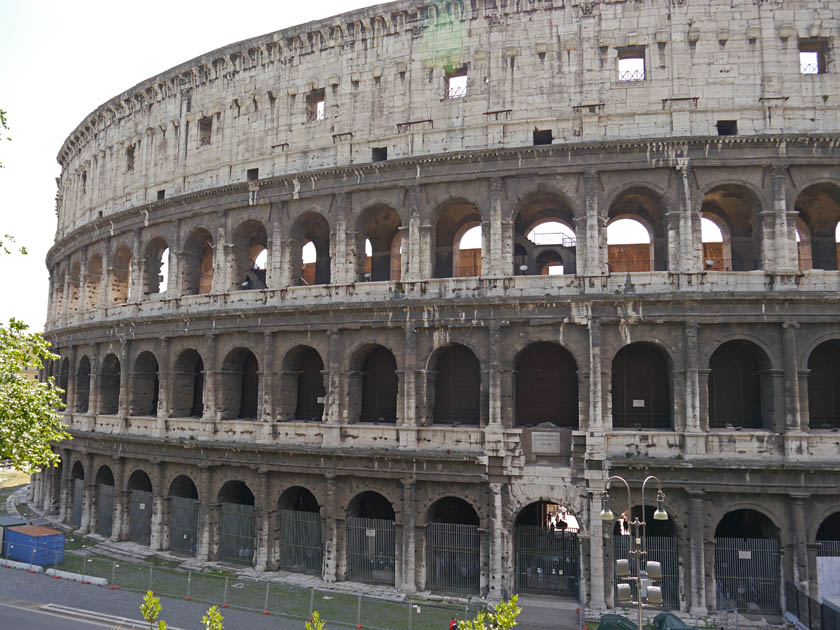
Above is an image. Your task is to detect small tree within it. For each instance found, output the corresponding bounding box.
[458,595,521,630]
[202,605,224,630]
[140,591,167,630]
[305,611,327,630]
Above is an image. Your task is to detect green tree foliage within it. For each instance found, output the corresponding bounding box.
[458,596,521,630]
[201,605,225,630]
[0,318,69,472]
[305,611,327,630]
[0,107,9,168]
[140,591,167,630]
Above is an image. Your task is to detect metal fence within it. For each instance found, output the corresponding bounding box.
[71,478,83,528]
[819,540,840,557]
[95,484,113,538]
[785,579,840,630]
[346,516,395,586]
[129,489,153,546]
[613,535,679,610]
[0,540,484,630]
[715,536,781,615]
[277,509,322,575]
[514,526,579,597]
[169,496,199,557]
[218,502,256,566]
[426,522,480,595]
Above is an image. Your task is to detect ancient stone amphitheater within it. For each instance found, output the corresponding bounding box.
[32,0,840,619]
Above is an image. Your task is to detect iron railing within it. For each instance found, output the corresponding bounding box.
[218,502,256,566]
[169,496,199,557]
[715,536,781,615]
[277,509,322,575]
[426,522,480,595]
[515,526,579,597]
[346,516,395,586]
[129,489,153,546]
[613,534,679,610]
[95,484,113,538]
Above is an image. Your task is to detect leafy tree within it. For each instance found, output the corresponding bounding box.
[0,107,9,168]
[305,611,327,630]
[458,595,521,630]
[140,591,167,630]
[201,605,225,630]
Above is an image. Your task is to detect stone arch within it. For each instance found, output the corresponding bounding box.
[275,484,323,574]
[68,260,81,312]
[816,511,840,543]
[216,479,256,566]
[348,344,398,424]
[714,507,780,538]
[217,479,254,505]
[425,496,482,595]
[514,342,578,428]
[71,460,85,480]
[611,342,672,429]
[168,474,200,557]
[348,490,395,520]
[94,464,115,538]
[99,353,121,415]
[75,355,91,413]
[219,347,259,420]
[111,245,132,303]
[701,213,732,271]
[142,236,170,296]
[230,219,268,290]
[94,464,114,485]
[429,343,481,425]
[130,351,159,416]
[700,183,765,271]
[127,468,154,546]
[169,474,199,500]
[289,210,331,286]
[354,203,402,282]
[280,345,325,422]
[606,186,668,272]
[794,182,840,270]
[708,340,773,430]
[58,357,70,405]
[512,189,578,276]
[181,227,214,295]
[171,349,204,418]
[433,198,483,278]
[85,253,103,310]
[807,339,840,430]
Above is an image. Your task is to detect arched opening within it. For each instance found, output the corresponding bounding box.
[281,346,325,422]
[85,254,103,310]
[217,480,256,566]
[127,470,154,546]
[111,245,132,303]
[291,212,330,286]
[796,218,813,271]
[709,341,771,430]
[142,237,170,296]
[75,356,91,413]
[607,217,654,272]
[515,343,578,428]
[701,215,731,271]
[426,497,480,595]
[514,501,580,598]
[611,343,671,429]
[714,509,781,614]
[432,344,481,425]
[701,185,762,271]
[276,486,322,574]
[513,191,577,276]
[231,220,268,290]
[68,262,81,312]
[357,346,398,423]
[171,350,204,418]
[795,183,840,270]
[168,475,199,557]
[219,348,259,420]
[612,505,678,610]
[70,461,84,529]
[356,204,401,282]
[434,200,482,278]
[54,270,66,315]
[346,491,396,586]
[181,228,214,295]
[58,358,69,406]
[99,354,121,415]
[94,465,114,538]
[816,512,840,599]
[807,340,840,430]
[130,351,159,417]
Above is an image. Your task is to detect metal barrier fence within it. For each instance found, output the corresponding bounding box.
[514,525,579,597]
[129,489,153,546]
[0,540,484,630]
[346,516,395,586]
[820,540,840,557]
[426,523,480,595]
[169,496,199,557]
[613,535,679,611]
[218,502,256,566]
[715,537,781,615]
[96,484,113,538]
[785,579,840,630]
[277,509,322,575]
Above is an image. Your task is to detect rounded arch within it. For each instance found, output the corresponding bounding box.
[355,203,402,282]
[171,349,204,418]
[701,213,733,271]
[111,245,132,303]
[168,475,199,500]
[709,340,772,430]
[611,342,672,429]
[94,465,114,486]
[289,210,331,286]
[58,357,70,405]
[217,479,255,505]
[230,219,268,290]
[816,512,840,542]
[281,345,325,422]
[142,236,170,296]
[127,469,153,493]
[278,486,320,512]
[610,504,677,538]
[430,343,481,425]
[348,491,395,520]
[130,351,159,417]
[700,183,765,271]
[68,261,82,312]
[75,355,91,413]
[219,347,259,420]
[352,344,398,424]
[714,508,780,539]
[794,182,840,270]
[181,227,214,295]
[425,495,481,595]
[85,253,103,310]
[427,496,480,526]
[433,198,483,278]
[99,353,121,415]
[514,342,578,428]
[607,186,668,272]
[71,460,85,480]
[807,339,840,430]
[514,500,580,530]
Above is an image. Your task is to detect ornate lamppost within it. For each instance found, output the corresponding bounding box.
[600,475,669,630]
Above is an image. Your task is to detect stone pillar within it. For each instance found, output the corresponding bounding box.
[676,159,702,274]
[404,186,421,282]
[211,222,226,293]
[203,334,218,421]
[782,322,801,431]
[689,491,707,615]
[770,166,797,273]
[61,264,71,317]
[261,332,275,424]
[79,251,89,312]
[100,240,111,308]
[486,178,503,276]
[684,322,701,431]
[401,323,418,449]
[419,224,433,280]
[488,322,502,426]
[488,483,504,601]
[758,206,777,273]
[266,206,282,289]
[666,209,681,273]
[157,337,170,436]
[806,543,820,599]
[129,228,143,302]
[589,489,607,611]
[150,462,165,550]
[80,453,94,534]
[66,346,78,415]
[401,479,416,592]
[333,193,352,284]
[588,318,605,436]
[58,448,72,523]
[255,469,271,571]
[118,339,131,419]
[582,171,608,276]
[88,347,100,415]
[790,494,810,589]
[197,466,213,561]
[111,457,124,542]
[279,237,293,288]
[798,369,811,431]
[698,369,712,432]
[323,474,338,582]
[323,330,342,445]
[167,219,181,295]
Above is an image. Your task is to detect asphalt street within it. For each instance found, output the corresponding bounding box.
[0,566,309,630]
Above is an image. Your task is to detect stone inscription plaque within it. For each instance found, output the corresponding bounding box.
[531,432,561,454]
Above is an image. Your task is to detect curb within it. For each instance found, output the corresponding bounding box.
[45,568,108,586]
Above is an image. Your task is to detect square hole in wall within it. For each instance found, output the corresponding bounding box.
[716,120,738,136]
[306,88,326,121]
[445,65,468,99]
[533,129,553,145]
[247,168,259,182]
[199,116,213,146]
[157,190,166,200]
[372,147,388,162]
[799,38,829,74]
[126,146,135,172]
[617,46,646,81]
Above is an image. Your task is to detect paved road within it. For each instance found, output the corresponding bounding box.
[0,566,308,630]
[0,602,114,630]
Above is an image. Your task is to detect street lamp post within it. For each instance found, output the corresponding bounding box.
[600,475,669,630]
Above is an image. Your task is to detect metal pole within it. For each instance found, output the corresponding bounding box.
[263,581,270,614]
[223,575,229,606]
[148,565,153,591]
[308,587,314,616]
[408,604,412,630]
[81,547,87,584]
[186,570,192,600]
[111,561,116,586]
[356,594,361,625]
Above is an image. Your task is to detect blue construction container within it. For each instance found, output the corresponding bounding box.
[3,525,64,566]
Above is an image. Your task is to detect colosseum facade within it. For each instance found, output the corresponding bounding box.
[32,0,840,620]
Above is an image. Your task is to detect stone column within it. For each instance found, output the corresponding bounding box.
[488,483,504,601]
[150,462,165,550]
[203,334,218,421]
[486,177,503,276]
[488,322,502,426]
[689,491,707,615]
[111,457,124,542]
[790,494,810,589]
[758,206,777,273]
[61,264,71,317]
[332,193,350,284]
[770,166,797,273]
[79,251,89,312]
[129,228,143,302]
[698,369,712,432]
[798,369,811,431]
[255,469,271,571]
[167,219,181,295]
[782,322,801,431]
[676,158,702,274]
[261,332,275,425]
[157,337,170,436]
[80,453,94,534]
[266,205,282,289]
[589,489,607,611]
[197,465,213,561]
[401,323,418,449]
[588,318,605,437]
[323,330,342,445]
[582,171,608,276]
[88,346,100,415]
[211,221,226,293]
[58,448,72,523]
[684,322,701,431]
[118,339,131,419]
[404,186,422,282]
[100,240,111,307]
[66,346,78,415]
[419,224,433,280]
[401,479,416,592]
[666,209,681,273]
[323,474,338,582]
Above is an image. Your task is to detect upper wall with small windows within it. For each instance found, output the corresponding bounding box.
[54,0,840,238]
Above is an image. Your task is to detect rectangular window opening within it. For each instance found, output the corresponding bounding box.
[157,189,165,200]
[81,171,87,194]
[533,129,553,146]
[445,65,468,99]
[372,147,388,162]
[716,120,737,136]
[247,168,259,182]
[799,39,828,74]
[306,89,326,122]
[126,146,135,172]
[199,116,213,146]
[617,47,646,82]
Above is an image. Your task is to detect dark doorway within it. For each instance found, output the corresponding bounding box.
[359,347,398,423]
[612,343,670,429]
[515,343,578,427]
[433,345,480,425]
[808,340,840,429]
[709,341,765,429]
